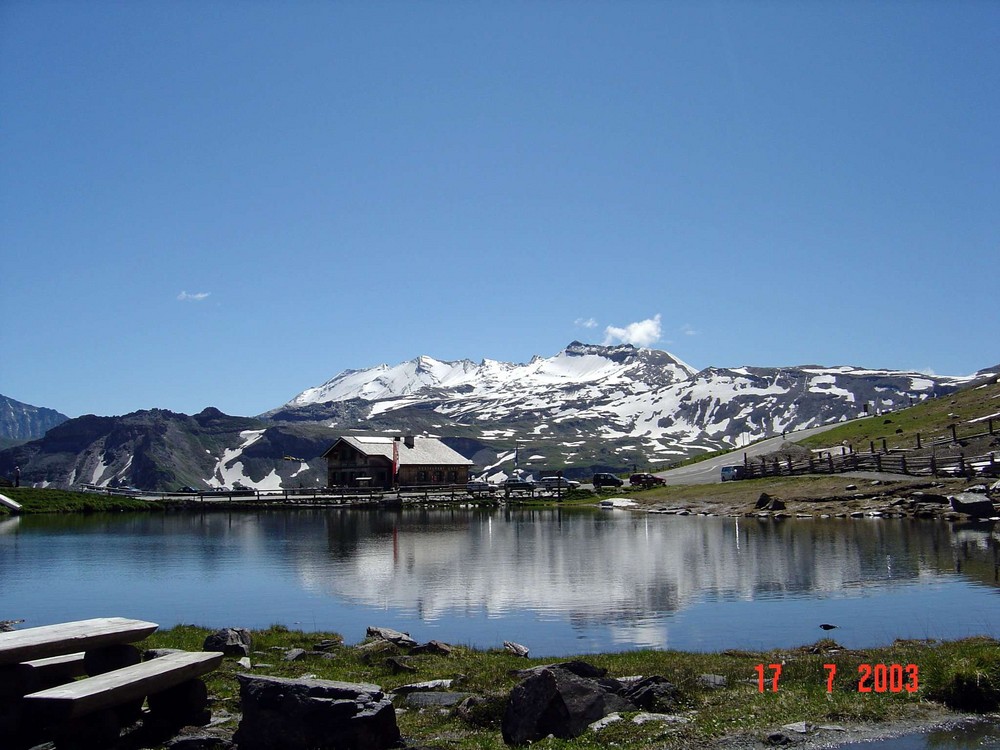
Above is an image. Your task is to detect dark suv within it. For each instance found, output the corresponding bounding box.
[629,473,665,487]
[592,473,623,488]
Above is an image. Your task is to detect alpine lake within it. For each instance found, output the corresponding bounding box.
[3,505,1000,748]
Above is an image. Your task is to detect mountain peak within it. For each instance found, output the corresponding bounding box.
[281,342,699,411]
[0,394,70,441]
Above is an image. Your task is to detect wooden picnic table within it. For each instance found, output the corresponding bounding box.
[0,617,225,749]
[0,617,158,667]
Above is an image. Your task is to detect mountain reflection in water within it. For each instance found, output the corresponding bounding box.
[1,508,998,655]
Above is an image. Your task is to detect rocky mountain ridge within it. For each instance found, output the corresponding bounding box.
[2,343,996,491]
[0,394,69,444]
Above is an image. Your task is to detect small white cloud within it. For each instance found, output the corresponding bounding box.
[603,314,662,348]
[177,291,211,302]
[574,317,598,329]
[681,323,699,337]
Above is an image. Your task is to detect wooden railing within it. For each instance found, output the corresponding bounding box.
[80,483,509,505]
[742,448,999,480]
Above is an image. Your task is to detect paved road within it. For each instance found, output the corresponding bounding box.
[655,422,850,486]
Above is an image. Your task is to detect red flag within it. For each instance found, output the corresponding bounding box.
[392,439,399,485]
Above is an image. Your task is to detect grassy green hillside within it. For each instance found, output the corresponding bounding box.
[799,377,1000,454]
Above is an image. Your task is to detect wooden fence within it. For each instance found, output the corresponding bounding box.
[742,417,999,481]
[741,448,999,481]
[81,483,515,506]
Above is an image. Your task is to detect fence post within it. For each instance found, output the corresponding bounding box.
[870,441,875,453]
[951,424,958,443]
[882,438,888,453]
[958,453,966,477]
[930,455,937,476]
[828,454,834,473]
[916,433,921,449]
[900,454,907,474]
[875,454,882,472]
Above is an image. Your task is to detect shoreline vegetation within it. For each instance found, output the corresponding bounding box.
[135,624,999,749]
[0,475,983,520]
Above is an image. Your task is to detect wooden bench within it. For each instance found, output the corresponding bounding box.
[3,652,88,698]
[24,650,223,720]
[21,651,223,748]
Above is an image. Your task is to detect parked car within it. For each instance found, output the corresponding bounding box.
[629,473,665,487]
[720,466,747,481]
[539,476,580,490]
[592,473,623,488]
[466,480,496,494]
[504,477,536,493]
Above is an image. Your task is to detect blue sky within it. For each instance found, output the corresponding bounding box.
[2,1,997,419]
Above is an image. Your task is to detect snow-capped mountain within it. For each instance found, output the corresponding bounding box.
[268,342,984,473]
[285,342,696,410]
[4,343,994,491]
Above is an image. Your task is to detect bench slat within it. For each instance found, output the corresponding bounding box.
[24,651,223,720]
[0,617,158,665]
[5,652,89,695]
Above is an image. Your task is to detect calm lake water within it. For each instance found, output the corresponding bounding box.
[1,507,999,656]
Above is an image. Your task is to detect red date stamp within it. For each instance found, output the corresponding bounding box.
[755,663,919,693]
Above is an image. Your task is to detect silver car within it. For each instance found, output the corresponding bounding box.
[540,476,580,490]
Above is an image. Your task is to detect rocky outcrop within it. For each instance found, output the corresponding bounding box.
[755,493,786,511]
[366,626,417,648]
[949,492,997,519]
[621,676,680,713]
[203,628,252,657]
[501,664,639,745]
[233,674,401,750]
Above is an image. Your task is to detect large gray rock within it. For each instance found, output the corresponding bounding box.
[203,627,252,657]
[754,493,785,511]
[621,676,680,712]
[512,661,608,680]
[234,674,401,750]
[366,626,417,648]
[949,493,997,518]
[501,666,634,745]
